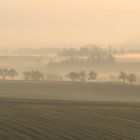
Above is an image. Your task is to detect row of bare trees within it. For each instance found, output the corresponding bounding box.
[0,68,18,80]
[66,71,98,82]
[67,71,137,84]
[0,68,138,84]
[0,68,44,81]
[119,71,137,84]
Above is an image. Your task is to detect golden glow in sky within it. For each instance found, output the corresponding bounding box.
[0,0,140,47]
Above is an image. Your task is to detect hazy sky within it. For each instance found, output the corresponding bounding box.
[0,0,140,48]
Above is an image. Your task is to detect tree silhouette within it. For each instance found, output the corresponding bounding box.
[23,70,44,80]
[30,70,44,80]
[67,72,79,82]
[0,69,5,80]
[119,71,128,83]
[23,71,31,80]
[0,68,9,80]
[88,71,98,82]
[8,69,18,80]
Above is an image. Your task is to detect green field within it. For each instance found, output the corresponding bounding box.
[0,81,140,140]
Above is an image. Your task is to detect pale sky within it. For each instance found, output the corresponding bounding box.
[0,0,140,48]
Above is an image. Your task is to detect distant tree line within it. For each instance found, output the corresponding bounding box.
[48,54,116,67]
[0,68,138,85]
[0,68,44,81]
[67,71,137,84]
[60,46,124,57]
[46,46,119,68]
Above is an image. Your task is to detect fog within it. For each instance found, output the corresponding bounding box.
[0,0,140,85]
[0,0,140,48]
[0,2,140,139]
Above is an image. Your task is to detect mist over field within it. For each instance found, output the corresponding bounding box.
[0,46,140,140]
[0,46,140,82]
[0,0,140,139]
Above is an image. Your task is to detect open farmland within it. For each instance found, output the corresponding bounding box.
[0,81,140,140]
[0,81,140,102]
[0,98,140,140]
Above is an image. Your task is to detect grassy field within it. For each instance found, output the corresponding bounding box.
[0,81,140,140]
[0,98,140,140]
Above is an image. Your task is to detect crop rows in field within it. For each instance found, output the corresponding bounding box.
[0,99,140,140]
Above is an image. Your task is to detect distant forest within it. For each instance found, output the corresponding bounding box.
[48,46,121,67]
[0,45,139,56]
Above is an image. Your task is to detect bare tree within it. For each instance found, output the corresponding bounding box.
[23,70,44,80]
[0,68,9,80]
[119,71,128,83]
[0,69,5,80]
[88,71,98,82]
[23,71,31,80]
[67,72,79,82]
[8,69,18,80]
[30,70,44,80]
